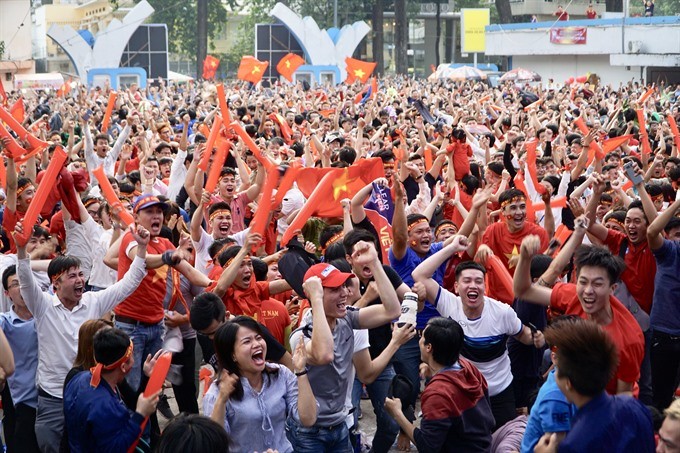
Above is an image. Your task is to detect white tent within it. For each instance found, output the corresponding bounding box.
[167,71,194,82]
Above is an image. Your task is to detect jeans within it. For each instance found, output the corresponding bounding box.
[392,336,421,408]
[35,394,64,453]
[651,329,680,411]
[115,321,164,392]
[638,328,653,406]
[286,417,352,453]
[351,365,399,453]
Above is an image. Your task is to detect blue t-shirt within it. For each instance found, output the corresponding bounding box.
[389,242,445,329]
[521,369,575,453]
[0,310,38,408]
[651,239,680,335]
[559,392,654,453]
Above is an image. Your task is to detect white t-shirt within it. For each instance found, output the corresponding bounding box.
[435,288,522,396]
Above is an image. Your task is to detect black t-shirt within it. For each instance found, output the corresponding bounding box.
[359,265,404,359]
[403,174,436,204]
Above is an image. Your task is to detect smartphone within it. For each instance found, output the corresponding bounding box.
[623,161,643,185]
[82,109,92,122]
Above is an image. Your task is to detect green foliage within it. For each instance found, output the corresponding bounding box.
[130,0,232,56]
[0,41,5,61]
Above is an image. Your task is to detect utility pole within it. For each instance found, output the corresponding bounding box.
[197,0,208,79]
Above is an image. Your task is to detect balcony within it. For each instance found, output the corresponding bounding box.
[510,0,606,20]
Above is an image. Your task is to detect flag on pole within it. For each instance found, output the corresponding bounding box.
[9,97,24,123]
[276,53,305,82]
[237,56,269,84]
[202,55,220,80]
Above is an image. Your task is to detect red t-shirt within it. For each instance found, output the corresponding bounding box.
[586,9,597,18]
[603,229,656,314]
[49,210,66,245]
[2,208,25,253]
[550,282,644,395]
[114,232,175,324]
[259,298,292,345]
[481,221,549,275]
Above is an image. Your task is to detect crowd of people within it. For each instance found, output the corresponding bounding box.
[0,73,678,453]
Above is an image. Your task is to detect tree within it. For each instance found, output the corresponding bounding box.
[372,0,384,74]
[133,0,232,58]
[394,0,408,74]
[495,0,513,23]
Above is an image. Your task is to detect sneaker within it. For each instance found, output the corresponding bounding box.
[157,393,175,419]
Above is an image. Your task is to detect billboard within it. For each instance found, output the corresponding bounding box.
[461,8,490,53]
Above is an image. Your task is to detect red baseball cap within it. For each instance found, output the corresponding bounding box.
[304,263,355,288]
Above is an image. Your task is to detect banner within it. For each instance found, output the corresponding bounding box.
[461,9,490,53]
[550,27,587,45]
[364,182,394,264]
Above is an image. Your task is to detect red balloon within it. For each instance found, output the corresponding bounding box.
[576,75,587,83]
[566,77,575,84]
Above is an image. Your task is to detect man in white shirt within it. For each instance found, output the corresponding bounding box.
[15,221,149,453]
[412,235,545,429]
[83,119,131,180]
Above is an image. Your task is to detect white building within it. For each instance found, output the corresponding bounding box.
[485,16,680,85]
[0,0,35,93]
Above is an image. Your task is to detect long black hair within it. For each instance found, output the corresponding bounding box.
[212,316,278,401]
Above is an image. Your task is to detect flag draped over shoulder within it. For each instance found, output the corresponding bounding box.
[203,55,220,80]
[295,158,385,218]
[363,182,394,263]
[345,57,376,84]
[237,56,269,84]
[276,53,305,82]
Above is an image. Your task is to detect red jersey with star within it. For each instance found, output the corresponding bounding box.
[481,221,549,275]
[114,232,175,324]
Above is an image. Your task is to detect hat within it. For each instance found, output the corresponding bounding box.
[303,263,354,288]
[326,134,345,145]
[133,194,169,214]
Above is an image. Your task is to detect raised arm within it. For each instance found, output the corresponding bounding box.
[513,234,553,306]
[647,193,680,250]
[301,277,334,365]
[584,173,609,242]
[413,236,468,303]
[540,216,588,287]
[191,190,210,243]
[390,180,408,260]
[354,242,401,329]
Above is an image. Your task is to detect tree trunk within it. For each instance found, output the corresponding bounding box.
[197,0,208,79]
[372,0,384,74]
[394,0,408,74]
[495,0,513,24]
[435,1,441,67]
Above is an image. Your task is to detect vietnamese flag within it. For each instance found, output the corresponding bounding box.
[296,157,385,218]
[237,56,269,84]
[345,57,376,84]
[277,53,304,82]
[203,55,220,80]
[268,112,293,144]
[9,97,24,123]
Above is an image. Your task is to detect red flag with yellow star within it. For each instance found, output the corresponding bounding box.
[345,57,376,84]
[295,157,385,218]
[203,55,220,79]
[277,53,305,82]
[237,56,268,84]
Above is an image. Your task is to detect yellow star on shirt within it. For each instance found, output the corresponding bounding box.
[353,68,365,79]
[151,265,168,285]
[504,245,520,268]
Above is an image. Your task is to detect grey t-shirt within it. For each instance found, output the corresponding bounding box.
[290,307,361,427]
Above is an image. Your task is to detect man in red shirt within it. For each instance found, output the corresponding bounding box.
[480,188,549,275]
[513,218,644,396]
[585,3,598,19]
[114,194,210,391]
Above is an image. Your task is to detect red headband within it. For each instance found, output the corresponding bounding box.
[89,341,133,388]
